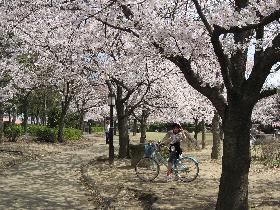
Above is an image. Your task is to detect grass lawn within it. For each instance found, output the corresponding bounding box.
[93,131,214,147]
[129,131,213,145]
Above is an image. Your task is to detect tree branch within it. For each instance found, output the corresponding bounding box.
[167,54,227,119]
[191,0,213,35]
[94,17,140,38]
[259,88,278,100]
[152,41,227,117]
[190,0,233,92]
[213,8,280,35]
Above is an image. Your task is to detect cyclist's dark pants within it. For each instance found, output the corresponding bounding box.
[168,142,182,165]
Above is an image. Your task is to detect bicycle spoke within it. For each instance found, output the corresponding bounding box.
[135,157,159,181]
[175,157,199,182]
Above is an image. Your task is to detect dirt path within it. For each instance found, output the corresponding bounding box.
[0,135,107,210]
[0,134,279,210]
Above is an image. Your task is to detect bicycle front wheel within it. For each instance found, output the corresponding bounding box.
[135,157,159,181]
[175,157,199,182]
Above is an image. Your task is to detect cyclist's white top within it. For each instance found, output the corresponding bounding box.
[162,130,187,145]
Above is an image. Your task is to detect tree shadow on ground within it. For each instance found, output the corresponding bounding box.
[249,178,280,209]
[84,158,219,209]
[0,152,94,210]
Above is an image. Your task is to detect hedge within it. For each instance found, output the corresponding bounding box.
[91,126,104,133]
[4,124,24,142]
[28,125,82,142]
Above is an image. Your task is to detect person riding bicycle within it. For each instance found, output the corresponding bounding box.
[159,122,187,181]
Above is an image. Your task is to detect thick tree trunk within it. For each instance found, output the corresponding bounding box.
[216,107,251,210]
[116,86,129,158]
[79,111,85,131]
[140,109,148,143]
[58,102,68,143]
[57,109,66,143]
[133,119,137,136]
[118,114,129,158]
[211,111,221,159]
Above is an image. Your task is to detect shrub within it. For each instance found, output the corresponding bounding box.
[147,122,168,132]
[63,128,82,141]
[27,125,40,136]
[28,125,55,142]
[260,142,280,168]
[252,140,280,168]
[4,124,23,142]
[28,125,82,142]
[92,126,104,133]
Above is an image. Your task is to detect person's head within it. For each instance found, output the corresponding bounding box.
[172,122,182,134]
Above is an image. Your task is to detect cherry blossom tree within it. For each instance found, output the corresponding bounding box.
[71,84,107,131]
[71,1,280,209]
[0,21,22,141]
[252,94,280,126]
[2,2,108,142]
[2,1,280,209]
[104,54,177,157]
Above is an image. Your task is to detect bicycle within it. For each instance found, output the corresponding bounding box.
[135,142,199,182]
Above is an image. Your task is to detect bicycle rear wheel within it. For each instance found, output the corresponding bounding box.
[135,157,159,181]
[175,157,199,182]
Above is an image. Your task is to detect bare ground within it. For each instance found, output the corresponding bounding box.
[0,134,279,210]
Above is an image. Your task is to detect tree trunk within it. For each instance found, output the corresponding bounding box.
[211,111,221,159]
[219,122,224,140]
[103,117,106,132]
[216,107,251,210]
[57,102,68,143]
[133,119,137,136]
[36,115,39,125]
[42,92,47,125]
[140,109,148,143]
[201,119,206,149]
[118,114,129,158]
[194,118,199,140]
[57,109,66,143]
[12,107,16,125]
[22,96,29,134]
[8,108,11,123]
[0,104,4,143]
[79,110,85,131]
[114,120,117,135]
[116,86,129,158]
[58,82,72,143]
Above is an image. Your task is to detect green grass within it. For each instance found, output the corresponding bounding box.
[88,131,214,146]
[129,132,166,144]
[129,132,213,144]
